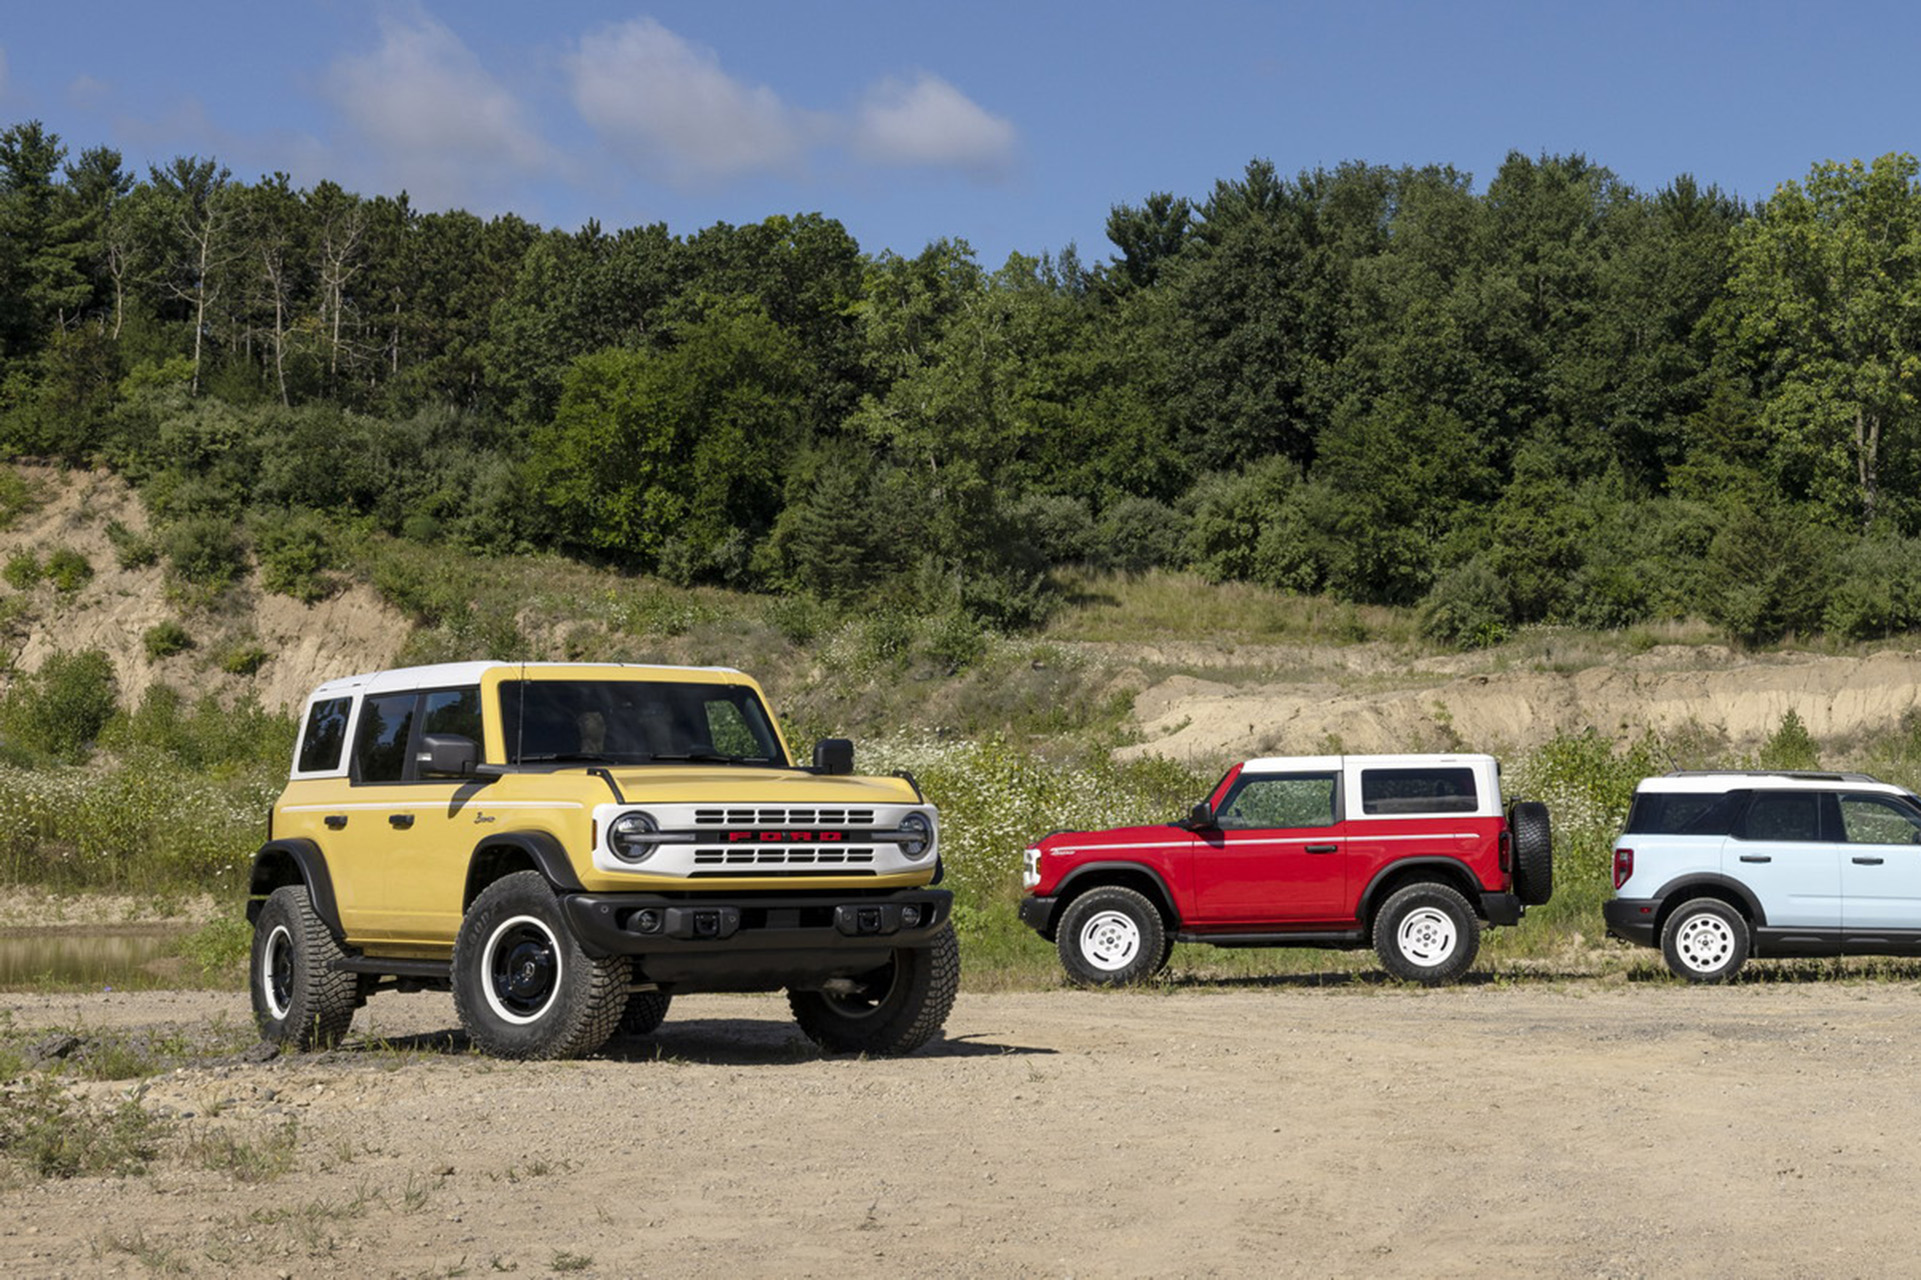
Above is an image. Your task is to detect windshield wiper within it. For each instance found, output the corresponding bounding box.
[515,752,623,764]
[647,752,772,765]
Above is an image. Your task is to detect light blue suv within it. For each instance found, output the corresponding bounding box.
[1604,770,1921,981]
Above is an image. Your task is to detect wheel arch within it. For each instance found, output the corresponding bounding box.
[1358,858,1485,928]
[463,831,587,912]
[247,839,344,940]
[1649,874,1767,934]
[1045,863,1179,940]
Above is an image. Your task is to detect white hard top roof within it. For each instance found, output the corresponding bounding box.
[1239,753,1497,772]
[304,661,745,703]
[1636,770,1905,795]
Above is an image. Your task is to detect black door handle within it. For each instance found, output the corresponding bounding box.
[389,813,415,830]
[1738,855,1771,863]
[324,815,347,830]
[1304,843,1338,854]
[1853,856,1885,865]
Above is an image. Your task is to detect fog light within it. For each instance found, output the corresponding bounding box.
[900,904,922,928]
[635,909,661,934]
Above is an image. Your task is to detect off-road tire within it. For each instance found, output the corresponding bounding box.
[1056,885,1169,986]
[618,991,673,1037]
[788,922,959,1056]
[452,871,625,1060]
[1374,882,1481,985]
[1510,800,1554,906]
[1660,897,1750,983]
[251,885,358,1049]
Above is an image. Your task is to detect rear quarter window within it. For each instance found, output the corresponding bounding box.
[1359,767,1479,815]
[1623,791,1740,836]
[296,697,352,774]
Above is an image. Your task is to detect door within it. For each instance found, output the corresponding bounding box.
[1838,791,1921,942]
[1727,790,1840,932]
[381,687,486,944]
[1191,772,1346,925]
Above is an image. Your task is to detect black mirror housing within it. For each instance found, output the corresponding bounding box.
[1189,800,1216,828]
[419,732,480,778]
[812,738,855,776]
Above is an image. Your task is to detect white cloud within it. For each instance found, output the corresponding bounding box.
[322,10,552,209]
[569,18,814,185]
[853,73,1016,176]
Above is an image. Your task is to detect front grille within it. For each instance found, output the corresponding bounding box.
[693,846,877,867]
[693,808,875,826]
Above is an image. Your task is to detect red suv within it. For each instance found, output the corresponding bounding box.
[1018,753,1552,985]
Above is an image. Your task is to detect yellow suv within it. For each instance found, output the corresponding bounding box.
[247,661,955,1059]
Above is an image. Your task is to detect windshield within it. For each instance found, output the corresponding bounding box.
[498,680,787,767]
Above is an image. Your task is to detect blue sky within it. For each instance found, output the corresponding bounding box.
[0,1,1915,266]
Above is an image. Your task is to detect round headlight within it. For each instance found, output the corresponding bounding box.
[899,811,933,859]
[608,810,660,864]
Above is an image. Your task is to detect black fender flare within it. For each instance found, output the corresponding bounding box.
[1648,873,1769,928]
[248,839,344,940]
[1047,862,1181,930]
[464,831,586,911]
[1357,857,1487,922]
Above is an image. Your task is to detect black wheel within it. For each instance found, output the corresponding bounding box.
[788,922,959,1056]
[251,885,357,1049]
[618,991,673,1037]
[452,871,626,1060]
[1373,882,1481,985]
[1510,800,1554,906]
[1055,886,1169,987]
[1660,898,1750,983]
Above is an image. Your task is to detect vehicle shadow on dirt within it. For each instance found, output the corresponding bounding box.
[308,1021,1051,1068]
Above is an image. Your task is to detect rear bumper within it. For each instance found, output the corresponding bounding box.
[1480,892,1523,927]
[1603,897,1660,947]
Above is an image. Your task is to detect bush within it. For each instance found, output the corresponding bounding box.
[1088,496,1186,574]
[1418,558,1513,649]
[1757,709,1821,770]
[253,509,337,603]
[215,641,270,676]
[0,649,119,762]
[3,551,41,590]
[1701,505,1837,645]
[163,517,248,591]
[105,520,158,569]
[1182,457,1299,583]
[44,548,92,594]
[1825,534,1921,640]
[142,620,193,659]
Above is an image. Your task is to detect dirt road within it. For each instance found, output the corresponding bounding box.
[1,978,1916,1277]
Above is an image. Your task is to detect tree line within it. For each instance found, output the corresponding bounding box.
[3,115,1920,645]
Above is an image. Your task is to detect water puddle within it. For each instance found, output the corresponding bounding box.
[0,927,184,990]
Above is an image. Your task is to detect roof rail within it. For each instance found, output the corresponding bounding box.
[1661,769,1882,784]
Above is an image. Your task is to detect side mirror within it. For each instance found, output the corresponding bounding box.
[1189,801,1216,829]
[419,733,479,778]
[812,738,854,776]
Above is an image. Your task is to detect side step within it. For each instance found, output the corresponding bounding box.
[330,956,453,980]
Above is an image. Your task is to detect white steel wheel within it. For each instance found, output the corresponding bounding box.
[259,923,295,1021]
[479,913,565,1025]
[1671,912,1735,974]
[1078,909,1144,972]
[1395,905,1458,966]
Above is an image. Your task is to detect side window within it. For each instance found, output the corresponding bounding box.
[297,697,352,773]
[1839,794,1921,845]
[1624,792,1739,836]
[1360,767,1478,815]
[355,693,417,783]
[421,687,483,744]
[1737,791,1822,842]
[1217,775,1337,830]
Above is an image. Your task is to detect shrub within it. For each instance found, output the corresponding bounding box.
[1701,505,1837,645]
[1758,709,1821,770]
[142,620,193,659]
[3,550,41,590]
[0,649,119,762]
[215,641,270,676]
[43,548,92,595]
[163,517,248,590]
[253,509,337,603]
[105,520,158,568]
[1087,496,1186,574]
[1418,558,1513,649]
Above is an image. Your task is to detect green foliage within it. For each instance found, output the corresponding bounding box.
[1758,709,1821,770]
[1418,558,1512,649]
[1507,728,1666,934]
[1087,496,1185,574]
[215,640,270,676]
[2,550,40,589]
[0,648,117,762]
[1825,533,1921,640]
[162,516,247,590]
[253,508,336,603]
[1701,504,1837,644]
[0,1077,164,1180]
[141,619,192,659]
[105,519,158,568]
[0,468,42,529]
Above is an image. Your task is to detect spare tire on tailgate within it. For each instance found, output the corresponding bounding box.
[1509,800,1553,906]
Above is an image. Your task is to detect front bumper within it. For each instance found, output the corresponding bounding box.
[1018,894,1056,938]
[1603,897,1660,948]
